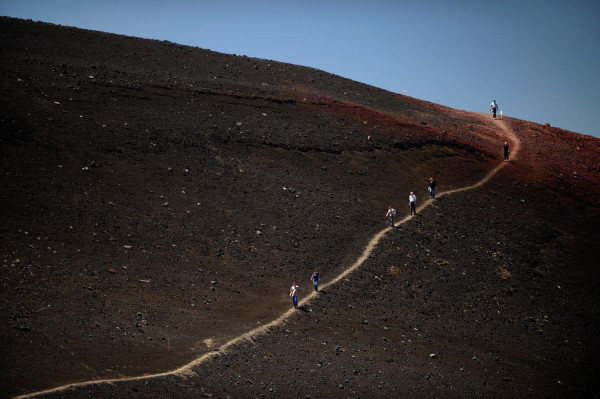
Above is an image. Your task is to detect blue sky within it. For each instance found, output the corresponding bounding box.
[2,0,599,137]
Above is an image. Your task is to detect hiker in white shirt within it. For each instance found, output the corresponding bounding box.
[490,100,498,119]
[385,205,397,227]
[289,282,299,309]
[409,192,417,215]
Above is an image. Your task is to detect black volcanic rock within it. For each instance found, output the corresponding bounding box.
[0,17,599,399]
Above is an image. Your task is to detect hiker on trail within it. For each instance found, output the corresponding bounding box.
[428,177,437,199]
[385,205,397,227]
[503,142,510,161]
[409,192,417,215]
[310,270,320,292]
[490,100,498,119]
[290,282,299,309]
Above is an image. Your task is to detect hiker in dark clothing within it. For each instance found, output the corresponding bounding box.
[310,270,320,292]
[428,178,437,199]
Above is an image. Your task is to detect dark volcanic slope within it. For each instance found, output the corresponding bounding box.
[1,18,599,399]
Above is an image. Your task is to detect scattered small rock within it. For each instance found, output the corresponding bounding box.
[14,322,32,332]
[497,266,512,279]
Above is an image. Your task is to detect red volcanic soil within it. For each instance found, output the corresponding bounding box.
[1,18,599,398]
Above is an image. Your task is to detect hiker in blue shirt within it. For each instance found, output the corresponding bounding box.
[310,270,320,292]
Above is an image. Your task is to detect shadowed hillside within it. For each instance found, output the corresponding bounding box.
[1,17,599,398]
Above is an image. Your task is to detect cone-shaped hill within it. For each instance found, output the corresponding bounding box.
[1,17,599,399]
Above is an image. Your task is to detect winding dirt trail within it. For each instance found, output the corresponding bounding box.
[15,118,519,399]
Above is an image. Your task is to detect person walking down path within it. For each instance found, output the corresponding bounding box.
[490,100,498,119]
[409,192,417,215]
[503,142,510,161]
[290,282,299,308]
[310,270,320,292]
[428,178,437,199]
[385,205,397,227]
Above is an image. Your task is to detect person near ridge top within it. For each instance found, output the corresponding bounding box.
[490,100,498,119]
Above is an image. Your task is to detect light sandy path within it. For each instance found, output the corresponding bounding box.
[15,118,519,399]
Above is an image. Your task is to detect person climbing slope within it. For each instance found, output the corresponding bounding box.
[428,177,437,199]
[409,192,417,215]
[289,282,299,309]
[310,270,320,292]
[385,205,397,227]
